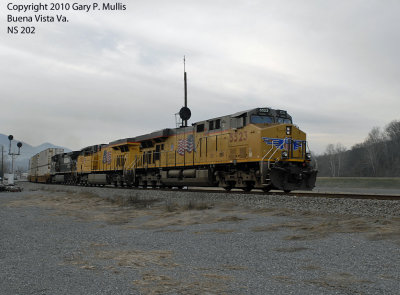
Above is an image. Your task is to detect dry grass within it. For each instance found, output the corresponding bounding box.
[96,249,178,268]
[222,264,248,271]
[304,272,373,291]
[133,270,231,295]
[204,228,237,234]
[202,273,232,280]
[164,199,214,212]
[4,191,161,225]
[127,209,246,230]
[63,242,232,295]
[301,265,321,271]
[5,190,248,232]
[251,214,400,243]
[251,207,296,217]
[107,194,159,208]
[272,275,296,284]
[7,186,400,248]
[215,216,245,222]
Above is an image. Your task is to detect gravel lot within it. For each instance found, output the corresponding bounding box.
[1,182,399,295]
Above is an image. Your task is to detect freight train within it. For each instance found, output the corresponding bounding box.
[28,107,317,192]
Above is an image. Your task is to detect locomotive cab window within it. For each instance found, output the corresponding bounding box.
[251,115,274,124]
[215,119,221,129]
[277,118,292,124]
[208,119,221,131]
[196,124,204,132]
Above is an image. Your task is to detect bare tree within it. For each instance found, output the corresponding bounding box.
[317,121,400,177]
[325,144,336,177]
[385,120,400,174]
[335,143,346,177]
[385,120,400,143]
[364,127,385,176]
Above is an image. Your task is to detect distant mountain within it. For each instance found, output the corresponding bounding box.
[0,133,72,171]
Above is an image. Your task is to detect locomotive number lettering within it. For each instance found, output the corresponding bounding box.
[230,131,247,143]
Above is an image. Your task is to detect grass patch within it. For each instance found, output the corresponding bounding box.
[107,194,159,208]
[252,217,400,242]
[316,177,400,189]
[164,199,214,212]
[304,273,373,291]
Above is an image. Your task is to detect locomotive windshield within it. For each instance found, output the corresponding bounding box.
[277,118,292,124]
[251,115,274,124]
[251,115,292,124]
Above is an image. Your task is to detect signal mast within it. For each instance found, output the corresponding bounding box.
[179,56,191,127]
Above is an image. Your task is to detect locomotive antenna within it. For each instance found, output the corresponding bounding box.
[179,55,191,127]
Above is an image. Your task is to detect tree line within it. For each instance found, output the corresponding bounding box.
[314,120,400,177]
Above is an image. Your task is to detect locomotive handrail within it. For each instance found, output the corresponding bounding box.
[260,137,290,170]
[259,139,285,186]
[261,146,275,162]
[125,155,141,173]
[267,137,289,168]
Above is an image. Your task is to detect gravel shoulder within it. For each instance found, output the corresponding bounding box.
[1,182,399,294]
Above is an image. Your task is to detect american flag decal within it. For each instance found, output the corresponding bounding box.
[177,135,195,155]
[103,151,112,164]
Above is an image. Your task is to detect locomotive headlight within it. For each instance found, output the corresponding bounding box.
[282,151,288,159]
[286,126,291,135]
[305,153,312,160]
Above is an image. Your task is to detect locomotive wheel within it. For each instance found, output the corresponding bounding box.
[224,186,232,192]
[283,189,291,193]
[262,186,272,193]
[242,183,254,192]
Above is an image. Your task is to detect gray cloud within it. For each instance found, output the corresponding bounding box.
[1,0,399,154]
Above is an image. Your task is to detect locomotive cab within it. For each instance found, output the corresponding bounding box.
[230,107,293,128]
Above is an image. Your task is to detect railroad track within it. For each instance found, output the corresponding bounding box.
[174,188,400,201]
[22,181,400,201]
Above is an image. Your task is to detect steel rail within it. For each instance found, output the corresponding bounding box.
[24,181,400,201]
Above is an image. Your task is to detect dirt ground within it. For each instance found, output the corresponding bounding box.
[1,183,399,294]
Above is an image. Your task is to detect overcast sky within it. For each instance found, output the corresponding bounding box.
[1,0,399,154]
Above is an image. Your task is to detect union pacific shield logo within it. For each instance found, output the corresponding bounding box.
[262,137,303,151]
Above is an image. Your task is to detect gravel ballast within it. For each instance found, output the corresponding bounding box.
[1,182,399,295]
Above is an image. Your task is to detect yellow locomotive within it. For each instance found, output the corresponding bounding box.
[57,107,316,192]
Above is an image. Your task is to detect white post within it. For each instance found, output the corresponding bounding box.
[7,135,22,186]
